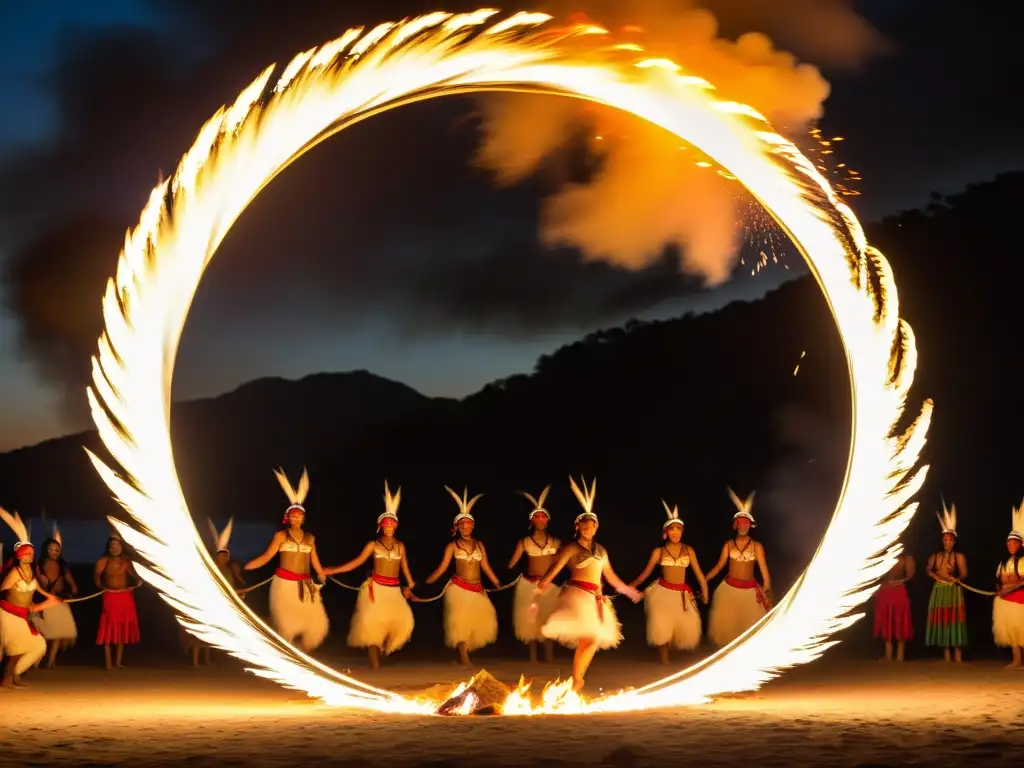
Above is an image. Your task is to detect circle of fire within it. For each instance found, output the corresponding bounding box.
[86,9,931,715]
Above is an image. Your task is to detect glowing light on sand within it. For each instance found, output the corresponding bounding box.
[86,8,930,714]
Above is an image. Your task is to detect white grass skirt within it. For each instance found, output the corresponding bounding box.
[30,602,78,641]
[444,581,498,651]
[644,581,702,650]
[513,577,560,643]
[348,579,415,654]
[707,579,767,647]
[268,575,329,651]
[541,583,622,650]
[992,594,1024,647]
[0,607,47,675]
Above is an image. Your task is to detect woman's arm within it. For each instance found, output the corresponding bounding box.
[704,542,731,581]
[64,566,79,596]
[628,548,660,588]
[755,542,772,594]
[0,568,18,592]
[955,552,968,582]
[536,544,574,591]
[688,545,710,603]
[400,543,416,597]
[602,557,643,601]
[425,543,454,585]
[925,553,941,581]
[323,541,374,576]
[30,586,61,611]
[478,543,501,589]
[244,531,283,571]
[506,539,525,570]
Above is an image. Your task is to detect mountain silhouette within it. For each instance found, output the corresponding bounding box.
[0,172,1020,656]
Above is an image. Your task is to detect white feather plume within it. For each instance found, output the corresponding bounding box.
[569,476,597,521]
[520,485,551,517]
[935,498,957,535]
[727,487,756,521]
[1010,498,1023,538]
[662,499,683,528]
[378,480,401,524]
[208,517,234,552]
[274,467,310,507]
[445,485,482,522]
[0,506,29,544]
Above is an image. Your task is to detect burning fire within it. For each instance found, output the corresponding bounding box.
[86,9,930,715]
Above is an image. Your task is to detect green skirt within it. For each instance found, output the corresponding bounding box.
[925,582,967,647]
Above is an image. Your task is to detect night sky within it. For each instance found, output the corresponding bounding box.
[0,0,1017,451]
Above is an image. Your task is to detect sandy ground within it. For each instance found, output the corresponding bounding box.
[1,656,1021,767]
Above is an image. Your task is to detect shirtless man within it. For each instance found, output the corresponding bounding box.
[95,536,141,670]
[925,501,968,662]
[704,489,773,647]
[874,553,915,662]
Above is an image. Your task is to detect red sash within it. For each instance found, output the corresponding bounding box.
[452,576,483,593]
[522,574,541,583]
[274,567,309,581]
[658,578,695,610]
[0,600,38,635]
[999,585,1024,604]
[368,573,401,602]
[568,579,605,620]
[725,576,767,609]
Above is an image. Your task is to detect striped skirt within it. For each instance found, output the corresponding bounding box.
[925,581,967,647]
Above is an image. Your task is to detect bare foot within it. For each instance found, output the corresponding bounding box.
[878,656,891,662]
[572,677,585,692]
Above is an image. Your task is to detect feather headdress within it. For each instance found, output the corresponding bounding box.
[728,487,756,525]
[935,497,957,536]
[445,485,482,526]
[207,517,235,554]
[569,476,597,526]
[662,499,683,530]
[377,480,401,526]
[52,521,63,551]
[275,466,310,523]
[1008,498,1023,542]
[0,506,33,557]
[520,485,551,522]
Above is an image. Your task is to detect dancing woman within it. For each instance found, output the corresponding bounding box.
[535,477,642,691]
[629,501,709,664]
[993,499,1024,669]
[424,486,500,666]
[181,517,246,666]
[324,481,416,670]
[1,508,60,688]
[244,468,329,652]
[925,500,967,662]
[506,485,561,663]
[874,552,915,662]
[95,535,142,670]
[704,489,773,647]
[32,524,79,668]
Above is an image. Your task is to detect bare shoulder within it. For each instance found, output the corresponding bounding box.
[755,540,767,554]
[686,544,698,557]
[956,551,968,564]
[95,555,109,567]
[305,532,316,544]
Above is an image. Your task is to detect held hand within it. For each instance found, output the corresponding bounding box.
[402,587,415,600]
[316,570,326,583]
[622,585,643,603]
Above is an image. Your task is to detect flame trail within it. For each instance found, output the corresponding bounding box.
[86,8,930,715]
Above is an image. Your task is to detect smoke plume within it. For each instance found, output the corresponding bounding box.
[474,0,884,284]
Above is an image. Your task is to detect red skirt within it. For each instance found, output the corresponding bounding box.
[96,590,141,645]
[873,583,913,641]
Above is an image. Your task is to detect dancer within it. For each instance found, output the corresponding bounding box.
[874,551,915,662]
[993,498,1024,669]
[95,534,142,670]
[1,508,60,688]
[324,481,415,670]
[424,486,500,666]
[506,485,561,663]
[925,500,967,662]
[244,468,329,652]
[629,501,709,664]
[535,477,642,691]
[32,524,79,668]
[181,517,246,666]
[704,488,773,647]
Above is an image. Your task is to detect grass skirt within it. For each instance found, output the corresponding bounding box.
[992,589,1024,648]
[873,583,913,642]
[96,590,140,646]
[348,578,415,654]
[1,603,47,675]
[443,580,498,651]
[512,576,560,643]
[644,581,702,650]
[707,579,767,647]
[269,575,329,651]
[30,602,78,642]
[541,583,622,650]
[925,581,967,647]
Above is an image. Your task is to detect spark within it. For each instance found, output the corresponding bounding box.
[87,8,930,716]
